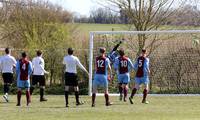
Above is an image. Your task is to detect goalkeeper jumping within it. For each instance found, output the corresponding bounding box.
[107,40,123,64]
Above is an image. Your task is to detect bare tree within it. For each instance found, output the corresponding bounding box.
[97,0,186,53]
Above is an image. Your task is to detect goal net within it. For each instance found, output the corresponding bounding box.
[89,30,200,96]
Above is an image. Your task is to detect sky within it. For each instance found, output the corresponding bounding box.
[48,0,200,17]
[49,0,99,16]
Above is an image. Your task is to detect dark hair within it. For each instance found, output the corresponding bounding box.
[68,48,74,55]
[36,50,42,56]
[21,52,27,58]
[5,47,10,54]
[142,49,146,53]
[119,48,125,56]
[99,47,106,54]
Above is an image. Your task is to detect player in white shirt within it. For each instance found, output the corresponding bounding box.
[0,48,17,102]
[30,50,49,102]
[63,48,89,107]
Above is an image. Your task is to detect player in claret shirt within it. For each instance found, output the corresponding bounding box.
[114,48,134,102]
[16,52,33,106]
[92,47,113,107]
[129,49,150,104]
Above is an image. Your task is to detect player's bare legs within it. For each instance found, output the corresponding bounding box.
[142,84,149,104]
[129,84,140,104]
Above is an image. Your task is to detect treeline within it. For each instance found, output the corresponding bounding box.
[74,5,200,26]
[0,0,88,88]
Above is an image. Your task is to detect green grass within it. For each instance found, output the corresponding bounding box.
[1,95,200,120]
[75,23,200,34]
[75,23,128,34]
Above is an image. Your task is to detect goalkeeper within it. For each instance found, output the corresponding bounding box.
[107,40,123,64]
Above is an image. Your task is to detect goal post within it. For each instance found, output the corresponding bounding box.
[88,30,200,96]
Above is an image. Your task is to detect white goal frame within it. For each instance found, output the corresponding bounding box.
[88,30,200,96]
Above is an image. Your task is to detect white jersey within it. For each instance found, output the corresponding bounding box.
[0,54,17,73]
[32,56,48,75]
[63,55,87,74]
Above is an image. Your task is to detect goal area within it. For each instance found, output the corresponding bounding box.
[88,30,200,96]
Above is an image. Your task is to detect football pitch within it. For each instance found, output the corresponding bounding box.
[1,95,200,120]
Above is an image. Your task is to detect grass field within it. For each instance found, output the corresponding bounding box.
[1,95,200,120]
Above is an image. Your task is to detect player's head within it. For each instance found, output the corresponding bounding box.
[21,52,27,59]
[141,49,147,56]
[99,47,106,55]
[68,48,74,55]
[36,50,42,57]
[119,48,125,56]
[5,47,10,54]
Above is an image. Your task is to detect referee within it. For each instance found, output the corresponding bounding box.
[30,50,49,102]
[63,48,89,107]
[0,48,17,102]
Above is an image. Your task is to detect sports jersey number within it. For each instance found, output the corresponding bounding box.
[138,60,143,67]
[22,63,26,70]
[97,60,104,68]
[120,60,127,67]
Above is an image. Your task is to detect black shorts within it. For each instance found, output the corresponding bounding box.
[65,72,78,86]
[2,73,14,84]
[32,75,46,86]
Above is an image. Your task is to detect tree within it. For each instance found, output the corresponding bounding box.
[89,7,119,24]
[0,0,75,85]
[98,0,185,53]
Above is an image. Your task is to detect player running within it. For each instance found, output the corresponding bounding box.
[16,52,33,106]
[129,49,150,104]
[30,50,49,102]
[114,48,134,102]
[92,47,113,107]
[63,48,89,107]
[0,48,17,102]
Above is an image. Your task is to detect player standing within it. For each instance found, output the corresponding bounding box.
[63,48,89,107]
[16,52,32,106]
[92,47,113,107]
[129,49,150,104]
[114,48,134,102]
[0,48,16,102]
[30,50,49,102]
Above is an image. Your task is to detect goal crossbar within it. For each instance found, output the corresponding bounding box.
[90,30,200,35]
